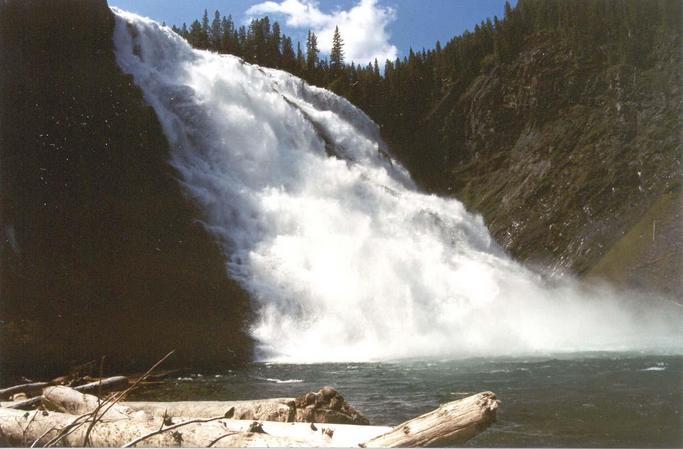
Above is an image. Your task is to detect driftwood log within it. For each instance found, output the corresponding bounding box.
[122,399,296,422]
[0,407,393,447]
[0,382,49,400]
[122,386,368,425]
[42,386,139,420]
[0,386,499,447]
[4,376,130,410]
[363,391,499,447]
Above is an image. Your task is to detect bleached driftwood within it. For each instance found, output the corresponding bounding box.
[42,386,138,420]
[0,387,499,447]
[5,376,129,410]
[121,399,296,422]
[0,407,319,447]
[123,385,368,425]
[0,382,48,400]
[74,376,130,394]
[363,391,499,447]
[0,407,386,447]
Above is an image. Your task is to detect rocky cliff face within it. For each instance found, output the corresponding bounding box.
[0,0,253,380]
[433,31,681,299]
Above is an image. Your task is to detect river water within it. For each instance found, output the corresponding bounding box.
[130,352,682,447]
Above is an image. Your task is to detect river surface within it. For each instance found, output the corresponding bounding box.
[129,352,682,447]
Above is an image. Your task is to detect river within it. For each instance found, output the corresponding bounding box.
[130,352,682,447]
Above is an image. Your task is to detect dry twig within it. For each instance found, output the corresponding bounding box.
[122,413,233,448]
[30,350,176,448]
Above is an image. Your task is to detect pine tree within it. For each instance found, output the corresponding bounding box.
[221,15,235,53]
[210,10,222,51]
[188,20,203,48]
[330,26,345,74]
[306,30,319,73]
[270,21,282,64]
[237,25,247,57]
[200,9,210,49]
[281,35,296,72]
[296,41,306,73]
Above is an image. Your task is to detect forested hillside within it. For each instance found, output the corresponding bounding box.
[176,0,681,298]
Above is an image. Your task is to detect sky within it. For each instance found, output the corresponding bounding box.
[108,0,517,65]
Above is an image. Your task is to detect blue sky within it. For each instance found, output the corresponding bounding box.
[109,0,516,64]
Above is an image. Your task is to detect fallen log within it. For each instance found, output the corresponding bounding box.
[128,369,180,383]
[5,376,129,410]
[0,382,48,400]
[0,407,385,447]
[72,376,130,395]
[42,386,137,420]
[123,385,368,425]
[0,387,499,447]
[363,391,499,447]
[122,399,296,422]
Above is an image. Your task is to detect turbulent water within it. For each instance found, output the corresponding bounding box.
[112,9,682,363]
[130,354,683,447]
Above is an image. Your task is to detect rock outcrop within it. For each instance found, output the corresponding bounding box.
[294,386,369,425]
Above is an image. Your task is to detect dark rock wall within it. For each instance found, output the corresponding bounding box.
[414,31,681,298]
[0,0,253,381]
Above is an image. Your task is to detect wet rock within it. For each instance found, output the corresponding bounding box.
[319,386,337,400]
[294,386,369,425]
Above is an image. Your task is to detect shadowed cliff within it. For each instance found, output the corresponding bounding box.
[0,0,253,381]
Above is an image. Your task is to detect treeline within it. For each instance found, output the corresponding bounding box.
[173,0,680,186]
[171,12,344,83]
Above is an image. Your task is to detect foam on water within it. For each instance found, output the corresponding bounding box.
[111,9,683,362]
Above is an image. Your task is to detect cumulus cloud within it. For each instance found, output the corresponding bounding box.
[246,0,398,65]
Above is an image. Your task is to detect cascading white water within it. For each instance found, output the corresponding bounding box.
[111,9,682,362]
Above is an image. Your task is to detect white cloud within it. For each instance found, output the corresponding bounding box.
[246,0,398,65]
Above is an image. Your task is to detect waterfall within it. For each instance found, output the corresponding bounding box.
[111,8,682,362]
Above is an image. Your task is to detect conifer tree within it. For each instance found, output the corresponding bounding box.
[221,15,235,53]
[188,19,203,48]
[281,35,296,72]
[179,23,188,40]
[200,9,210,48]
[330,25,345,74]
[306,30,319,73]
[210,10,222,50]
[237,25,247,56]
[270,21,282,64]
[296,41,306,73]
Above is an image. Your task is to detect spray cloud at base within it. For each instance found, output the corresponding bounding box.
[112,9,683,363]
